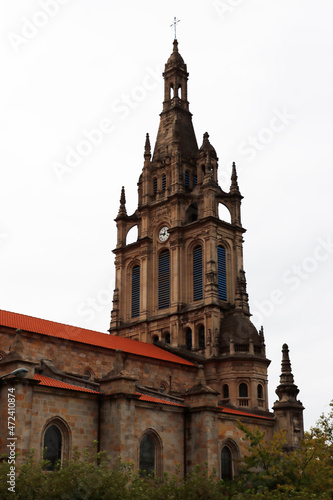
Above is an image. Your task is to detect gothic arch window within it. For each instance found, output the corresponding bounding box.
[153,177,157,195]
[162,174,166,191]
[198,325,205,349]
[217,245,227,300]
[221,446,232,480]
[239,383,248,398]
[221,439,240,480]
[158,250,170,309]
[193,246,203,301]
[139,430,162,477]
[185,327,192,350]
[42,418,70,470]
[131,265,140,317]
[170,84,174,99]
[223,384,229,399]
[178,84,182,99]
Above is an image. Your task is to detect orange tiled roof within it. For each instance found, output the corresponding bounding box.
[219,406,274,420]
[0,310,194,367]
[34,374,100,394]
[136,393,186,407]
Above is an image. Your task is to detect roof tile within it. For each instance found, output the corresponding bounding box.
[219,406,274,420]
[34,374,100,394]
[0,310,194,366]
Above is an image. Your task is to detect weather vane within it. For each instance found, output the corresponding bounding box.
[170,16,180,39]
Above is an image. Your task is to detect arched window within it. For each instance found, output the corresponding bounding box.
[162,174,166,191]
[193,246,203,301]
[185,328,192,350]
[139,431,162,477]
[178,84,182,99]
[153,177,157,194]
[223,384,229,399]
[165,332,171,344]
[131,265,140,317]
[185,203,198,223]
[239,383,248,398]
[153,335,159,343]
[194,173,197,187]
[42,418,70,470]
[257,384,263,399]
[217,245,227,300]
[158,250,170,309]
[221,446,232,480]
[139,434,155,476]
[185,171,190,188]
[44,425,62,470]
[198,325,205,349]
[170,84,174,99]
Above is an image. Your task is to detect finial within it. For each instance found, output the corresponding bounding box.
[230,161,240,194]
[203,131,209,142]
[117,186,127,216]
[144,133,151,159]
[170,16,181,40]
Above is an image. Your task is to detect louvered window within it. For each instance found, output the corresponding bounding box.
[162,174,166,191]
[131,265,140,317]
[193,246,203,301]
[217,245,227,300]
[194,174,197,187]
[158,250,170,309]
[185,171,190,188]
[153,178,157,194]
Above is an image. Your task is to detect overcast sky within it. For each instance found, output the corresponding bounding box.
[1,0,332,430]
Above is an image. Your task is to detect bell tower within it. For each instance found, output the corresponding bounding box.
[109,39,269,413]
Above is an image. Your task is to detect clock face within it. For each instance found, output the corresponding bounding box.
[159,226,170,242]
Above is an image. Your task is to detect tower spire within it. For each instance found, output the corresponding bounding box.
[144,133,151,160]
[117,186,127,217]
[230,161,240,194]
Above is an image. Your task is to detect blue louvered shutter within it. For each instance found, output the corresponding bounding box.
[193,246,203,301]
[185,171,190,188]
[194,174,197,187]
[131,265,140,317]
[153,178,157,194]
[158,250,170,309]
[218,245,227,300]
[162,174,166,191]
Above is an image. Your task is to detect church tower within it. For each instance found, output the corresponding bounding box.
[110,40,270,412]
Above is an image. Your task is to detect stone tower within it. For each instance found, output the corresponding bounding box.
[109,39,271,412]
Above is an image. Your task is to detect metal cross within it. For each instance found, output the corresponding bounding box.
[170,17,180,39]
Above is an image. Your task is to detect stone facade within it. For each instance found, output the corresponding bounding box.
[0,39,304,479]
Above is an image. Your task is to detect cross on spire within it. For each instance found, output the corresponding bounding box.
[170,16,180,39]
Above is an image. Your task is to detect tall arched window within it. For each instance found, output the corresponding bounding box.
[158,250,170,309]
[162,174,166,191]
[239,383,248,398]
[223,384,229,399]
[131,265,140,317]
[193,246,203,301]
[186,328,192,350]
[217,245,227,300]
[44,424,62,470]
[153,178,157,194]
[198,325,205,349]
[139,434,155,476]
[139,431,162,477]
[185,171,190,188]
[257,384,263,399]
[221,446,232,480]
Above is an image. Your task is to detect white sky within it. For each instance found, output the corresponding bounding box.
[1,0,332,431]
